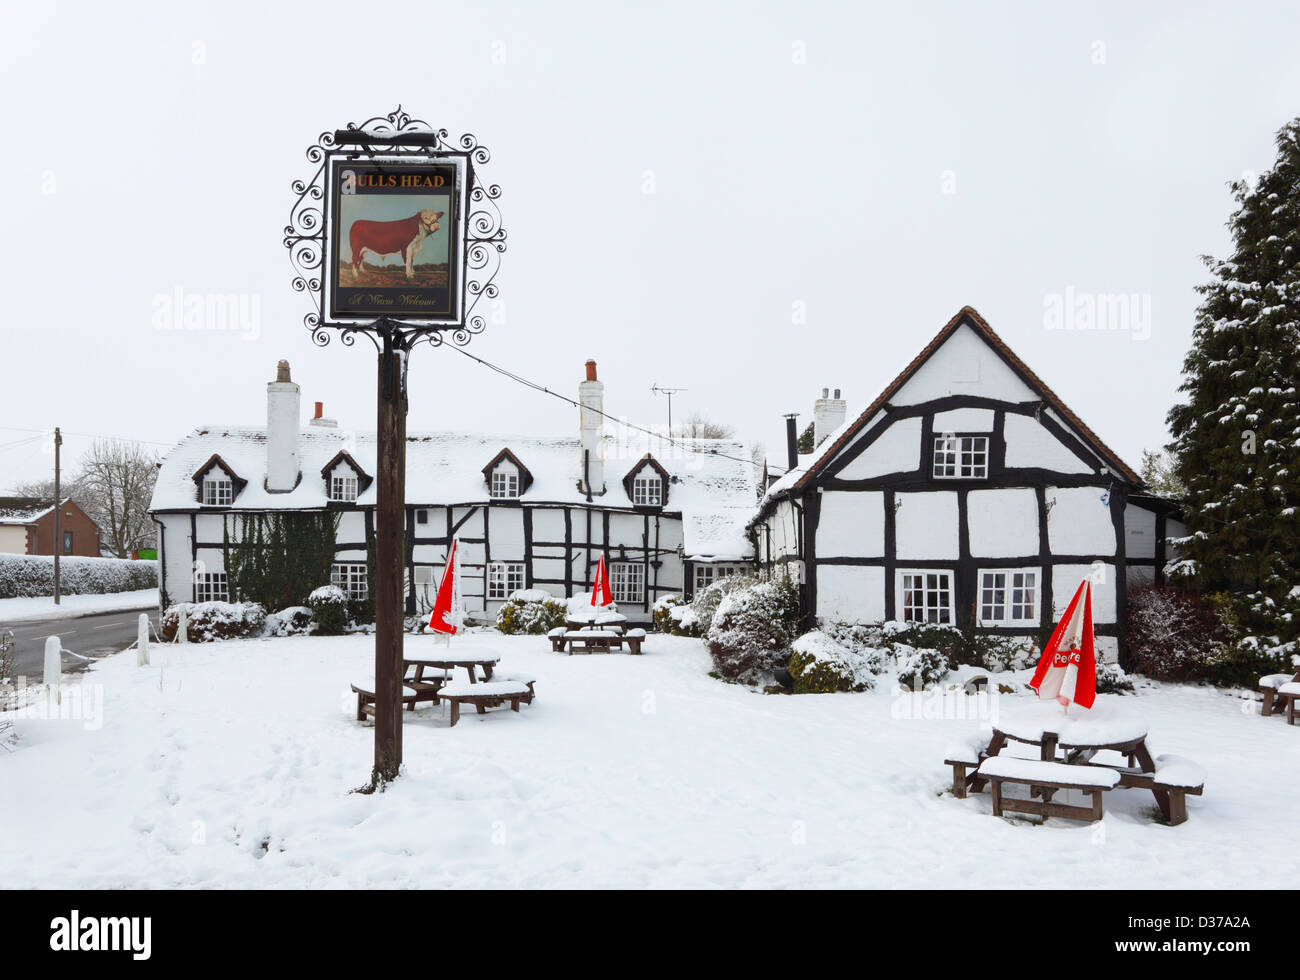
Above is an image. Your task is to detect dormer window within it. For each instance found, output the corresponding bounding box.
[203,475,234,506]
[320,451,372,503]
[490,470,519,499]
[622,454,671,507]
[932,435,988,479]
[330,474,358,502]
[482,449,533,500]
[632,473,662,506]
[192,454,245,506]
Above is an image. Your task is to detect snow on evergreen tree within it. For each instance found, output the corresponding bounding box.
[1167,118,1300,656]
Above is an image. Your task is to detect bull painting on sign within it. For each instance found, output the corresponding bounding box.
[327,160,460,321]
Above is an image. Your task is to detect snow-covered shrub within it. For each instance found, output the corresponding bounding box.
[1124,585,1221,681]
[706,577,800,685]
[652,595,700,636]
[496,590,566,635]
[160,602,266,643]
[690,573,761,633]
[894,645,949,691]
[0,554,157,599]
[1095,661,1134,694]
[788,630,884,693]
[264,606,312,637]
[308,585,349,636]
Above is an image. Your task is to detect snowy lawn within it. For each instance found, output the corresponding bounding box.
[0,589,159,625]
[2,630,1295,888]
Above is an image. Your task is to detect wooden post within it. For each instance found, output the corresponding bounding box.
[372,328,408,786]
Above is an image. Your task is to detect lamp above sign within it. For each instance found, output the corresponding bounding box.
[285,106,505,349]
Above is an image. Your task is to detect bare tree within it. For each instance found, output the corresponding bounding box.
[1139,448,1186,500]
[78,440,159,557]
[9,474,90,508]
[676,412,735,439]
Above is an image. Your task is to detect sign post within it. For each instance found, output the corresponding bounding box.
[285,107,506,789]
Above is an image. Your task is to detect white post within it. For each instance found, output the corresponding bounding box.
[177,608,189,644]
[137,613,150,666]
[43,636,61,705]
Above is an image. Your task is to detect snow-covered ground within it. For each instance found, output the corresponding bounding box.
[0,589,158,625]
[2,630,1294,888]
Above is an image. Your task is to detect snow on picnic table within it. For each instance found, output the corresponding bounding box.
[1,631,1296,889]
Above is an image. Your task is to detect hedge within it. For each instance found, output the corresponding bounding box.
[0,554,157,599]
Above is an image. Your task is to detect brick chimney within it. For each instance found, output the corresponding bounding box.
[578,359,605,498]
[309,400,338,429]
[266,360,301,491]
[813,387,846,448]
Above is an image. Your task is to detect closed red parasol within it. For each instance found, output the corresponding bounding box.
[1029,579,1097,710]
[428,537,462,637]
[591,555,613,608]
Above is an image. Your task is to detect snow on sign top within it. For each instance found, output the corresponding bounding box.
[149,426,758,561]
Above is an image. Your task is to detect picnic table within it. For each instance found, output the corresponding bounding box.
[948,700,1204,824]
[404,655,501,692]
[564,613,628,634]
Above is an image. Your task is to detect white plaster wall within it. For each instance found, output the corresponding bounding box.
[1094,635,1119,664]
[763,499,802,562]
[489,507,526,559]
[967,488,1039,558]
[1165,518,1188,559]
[0,525,27,554]
[1124,506,1157,560]
[1046,487,1116,556]
[817,490,884,557]
[891,323,1037,406]
[817,565,885,624]
[932,407,995,433]
[195,513,226,543]
[1003,413,1094,474]
[834,417,922,480]
[337,511,367,544]
[450,506,485,539]
[1051,563,1116,623]
[159,514,193,603]
[532,508,566,543]
[608,512,643,546]
[895,492,959,560]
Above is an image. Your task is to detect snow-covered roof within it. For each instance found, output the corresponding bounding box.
[0,497,58,525]
[150,426,758,561]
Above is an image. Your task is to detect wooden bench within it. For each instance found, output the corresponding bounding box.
[495,673,537,704]
[943,736,989,798]
[351,681,434,721]
[1259,670,1300,717]
[977,756,1120,822]
[438,680,532,727]
[1277,682,1300,726]
[550,629,644,655]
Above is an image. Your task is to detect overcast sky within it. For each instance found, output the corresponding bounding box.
[2,1,1297,490]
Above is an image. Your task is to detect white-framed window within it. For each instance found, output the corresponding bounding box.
[932,435,989,479]
[490,470,519,499]
[413,565,434,586]
[202,475,233,505]
[611,562,645,604]
[632,473,663,506]
[487,561,525,600]
[979,569,1038,624]
[330,472,359,502]
[900,570,953,624]
[693,563,741,593]
[331,562,367,600]
[195,571,228,602]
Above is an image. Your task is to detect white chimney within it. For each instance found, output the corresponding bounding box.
[266,360,301,491]
[578,359,605,497]
[813,387,847,448]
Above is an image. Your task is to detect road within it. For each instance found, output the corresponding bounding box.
[3,608,159,681]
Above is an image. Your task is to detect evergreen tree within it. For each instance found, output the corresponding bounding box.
[226,512,339,610]
[1167,118,1300,654]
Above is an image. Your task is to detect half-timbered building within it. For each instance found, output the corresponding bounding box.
[149,360,757,623]
[749,307,1185,662]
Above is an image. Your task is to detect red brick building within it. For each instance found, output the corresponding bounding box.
[0,497,102,557]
